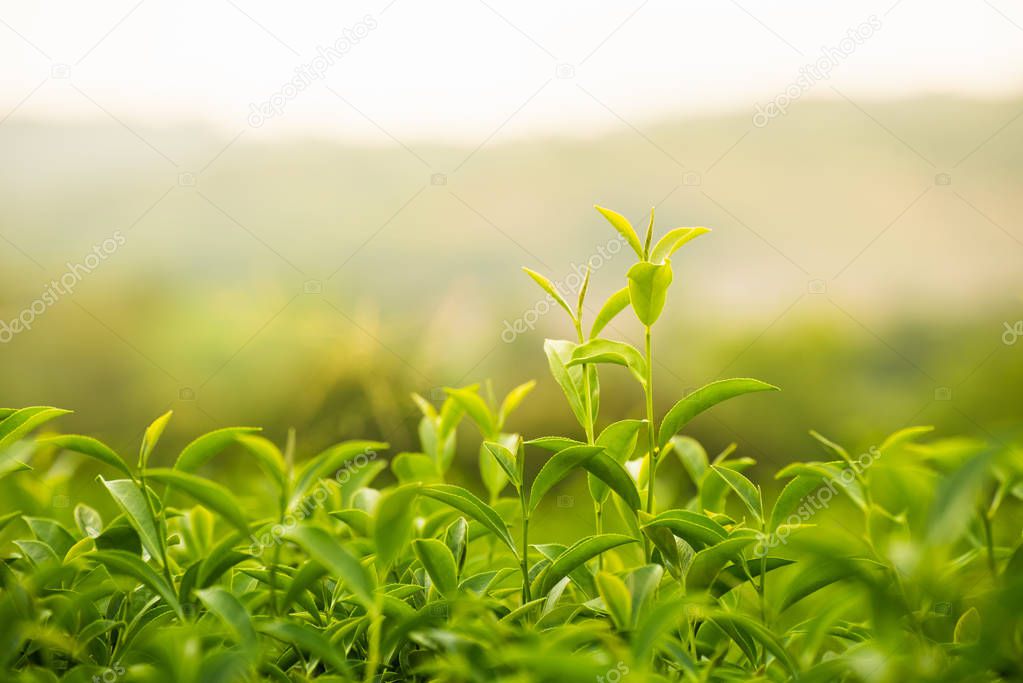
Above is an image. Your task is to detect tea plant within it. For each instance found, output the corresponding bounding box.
[0,205,1021,682]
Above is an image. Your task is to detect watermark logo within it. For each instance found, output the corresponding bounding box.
[1003,320,1022,345]
[247,448,379,553]
[501,234,626,343]
[248,15,378,127]
[1,232,126,344]
[753,446,880,556]
[753,15,882,128]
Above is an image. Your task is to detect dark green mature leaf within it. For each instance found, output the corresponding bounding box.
[38,435,132,477]
[595,205,643,257]
[174,426,261,472]
[538,534,637,595]
[589,287,630,340]
[419,484,516,553]
[780,557,877,611]
[658,379,778,448]
[627,260,673,326]
[285,526,375,608]
[23,517,75,557]
[567,339,648,386]
[98,477,163,564]
[90,550,183,618]
[413,539,459,598]
[146,468,250,535]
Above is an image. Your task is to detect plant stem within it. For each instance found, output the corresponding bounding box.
[595,502,604,570]
[981,508,997,579]
[643,325,656,560]
[520,491,532,603]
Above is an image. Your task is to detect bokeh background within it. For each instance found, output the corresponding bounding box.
[2,0,1022,493]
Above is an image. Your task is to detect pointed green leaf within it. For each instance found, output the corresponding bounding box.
[285,526,374,608]
[98,477,163,564]
[538,534,637,595]
[595,205,643,257]
[650,227,710,264]
[173,426,261,473]
[419,484,516,553]
[139,410,172,469]
[595,571,632,631]
[483,441,521,488]
[522,267,576,322]
[91,550,182,618]
[589,287,631,340]
[413,539,459,598]
[711,465,763,524]
[37,435,132,477]
[145,468,250,536]
[627,260,673,326]
[567,339,647,387]
[658,379,778,448]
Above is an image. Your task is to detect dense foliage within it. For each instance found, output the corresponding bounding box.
[1,206,1021,682]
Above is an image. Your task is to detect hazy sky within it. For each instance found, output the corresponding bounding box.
[2,0,1022,141]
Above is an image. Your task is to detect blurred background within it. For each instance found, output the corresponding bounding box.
[1,0,1022,490]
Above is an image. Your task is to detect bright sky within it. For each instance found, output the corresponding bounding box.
[2,0,1022,141]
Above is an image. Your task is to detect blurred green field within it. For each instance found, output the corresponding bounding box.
[1,95,1021,482]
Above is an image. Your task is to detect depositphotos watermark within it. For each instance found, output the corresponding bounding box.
[753,446,880,557]
[501,234,627,343]
[247,448,379,553]
[1003,320,1022,345]
[248,15,378,127]
[753,15,882,128]
[1,231,126,344]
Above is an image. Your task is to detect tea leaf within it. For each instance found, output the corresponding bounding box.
[285,526,375,608]
[627,260,673,326]
[413,539,459,598]
[649,227,710,263]
[538,534,637,595]
[37,435,132,477]
[419,484,516,553]
[90,550,183,618]
[594,205,643,258]
[145,468,251,536]
[567,339,647,386]
[98,476,164,565]
[711,465,763,524]
[595,571,632,630]
[589,287,631,340]
[522,267,575,322]
[174,426,262,473]
[658,378,778,448]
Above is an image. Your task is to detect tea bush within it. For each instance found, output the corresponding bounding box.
[1,206,1021,682]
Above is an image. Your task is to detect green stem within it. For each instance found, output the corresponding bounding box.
[363,597,383,683]
[981,508,997,579]
[520,492,532,603]
[595,503,604,571]
[643,326,656,560]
